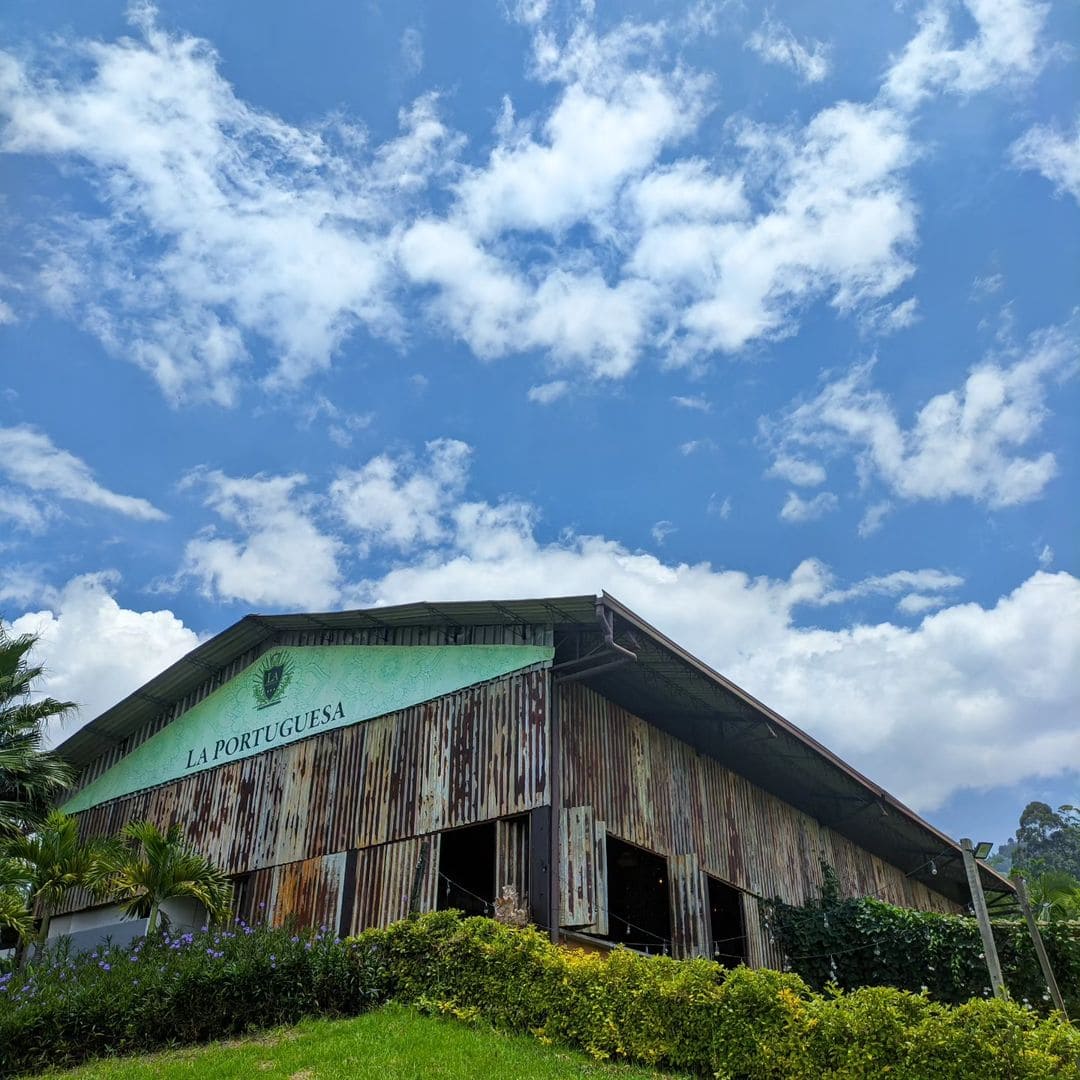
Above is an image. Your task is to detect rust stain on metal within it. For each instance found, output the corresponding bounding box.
[558,682,960,959]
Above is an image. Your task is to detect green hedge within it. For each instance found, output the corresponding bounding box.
[764,885,1080,1017]
[2,912,1079,1078]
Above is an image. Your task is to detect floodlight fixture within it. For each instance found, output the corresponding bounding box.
[973,841,994,861]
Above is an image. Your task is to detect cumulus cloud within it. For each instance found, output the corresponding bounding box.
[178,470,344,609]
[747,15,830,84]
[768,322,1078,511]
[883,0,1051,110]
[6,572,200,740]
[0,424,165,526]
[0,10,460,403]
[330,438,471,551]
[780,490,838,522]
[769,455,827,487]
[0,8,930,396]
[1011,118,1080,204]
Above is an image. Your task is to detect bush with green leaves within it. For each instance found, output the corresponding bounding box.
[362,913,1080,1078]
[0,918,387,1076]
[2,911,1079,1078]
[763,872,1080,1017]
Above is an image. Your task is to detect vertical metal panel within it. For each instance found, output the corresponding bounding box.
[588,820,608,936]
[236,851,346,932]
[558,681,962,966]
[669,853,708,960]
[496,816,530,907]
[350,834,441,933]
[560,805,600,928]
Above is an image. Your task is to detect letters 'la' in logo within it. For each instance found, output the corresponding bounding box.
[253,651,294,709]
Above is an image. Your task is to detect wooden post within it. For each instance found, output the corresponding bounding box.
[1016,876,1068,1018]
[960,838,1007,999]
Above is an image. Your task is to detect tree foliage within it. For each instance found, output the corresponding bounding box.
[89,819,234,932]
[1006,802,1080,880]
[2,810,115,946]
[0,631,75,840]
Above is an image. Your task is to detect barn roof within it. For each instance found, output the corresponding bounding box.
[55,592,1010,904]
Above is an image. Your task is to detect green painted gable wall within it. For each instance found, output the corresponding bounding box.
[64,644,553,813]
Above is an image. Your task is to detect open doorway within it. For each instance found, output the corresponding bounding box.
[437,821,496,917]
[707,875,747,966]
[599,836,672,954]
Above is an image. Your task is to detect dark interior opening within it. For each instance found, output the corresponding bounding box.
[600,835,672,955]
[707,875,747,966]
[437,821,496,917]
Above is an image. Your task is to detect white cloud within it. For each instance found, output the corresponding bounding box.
[971,272,1005,299]
[671,394,711,412]
[1011,118,1080,204]
[679,438,716,456]
[707,493,732,518]
[768,455,827,487]
[528,380,570,404]
[747,15,830,84]
[780,490,838,522]
[897,592,949,615]
[330,438,471,551]
[6,572,200,740]
[651,519,676,544]
[769,322,1078,509]
[637,102,918,356]
[884,0,1050,110]
[820,567,963,605]
[860,296,920,337]
[400,27,424,77]
[857,500,892,537]
[1037,543,1054,569]
[0,10,460,403]
[179,470,343,609]
[0,424,166,524]
[0,3,1053,401]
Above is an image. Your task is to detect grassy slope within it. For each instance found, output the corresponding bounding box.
[33,1003,683,1080]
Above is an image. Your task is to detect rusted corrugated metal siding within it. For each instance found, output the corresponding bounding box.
[669,853,709,959]
[236,851,347,931]
[559,682,961,960]
[349,835,440,932]
[496,816,530,908]
[71,667,548,885]
[560,805,600,928]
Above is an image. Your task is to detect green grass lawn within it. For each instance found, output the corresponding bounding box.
[31,1003,684,1080]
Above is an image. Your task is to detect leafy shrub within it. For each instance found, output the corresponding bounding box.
[362,913,1080,1078]
[0,918,387,1075]
[764,879,1080,1016]
[2,912,1079,1077]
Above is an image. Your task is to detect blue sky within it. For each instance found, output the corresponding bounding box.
[0,0,1077,853]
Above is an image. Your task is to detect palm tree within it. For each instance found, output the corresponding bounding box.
[2,810,113,949]
[0,630,76,838]
[0,856,32,943]
[1024,870,1080,923]
[92,820,233,933]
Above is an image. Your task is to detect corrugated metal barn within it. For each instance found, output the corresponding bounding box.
[53,593,1010,962]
